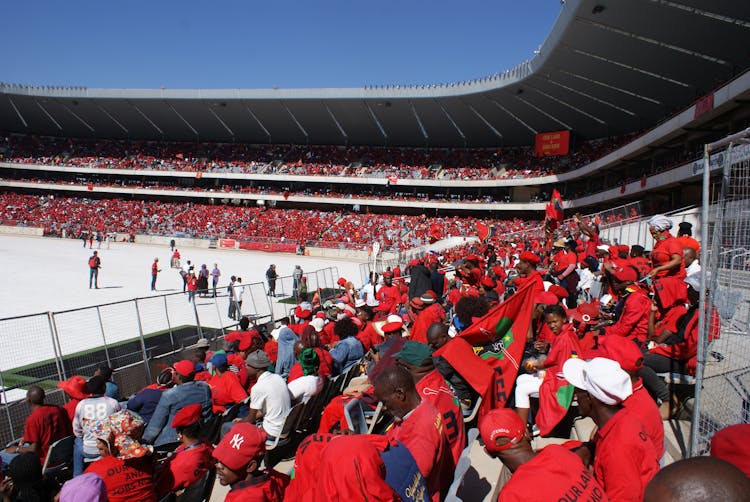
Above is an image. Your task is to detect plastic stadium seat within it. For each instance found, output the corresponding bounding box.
[42,435,74,482]
[445,428,479,501]
[344,398,368,434]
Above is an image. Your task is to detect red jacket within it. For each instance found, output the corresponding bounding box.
[603,286,650,343]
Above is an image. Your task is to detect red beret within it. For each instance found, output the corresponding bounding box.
[548,284,569,300]
[710,424,750,478]
[519,251,540,266]
[612,266,637,283]
[534,292,559,306]
[173,360,196,378]
[599,336,644,372]
[172,403,202,428]
[480,277,497,289]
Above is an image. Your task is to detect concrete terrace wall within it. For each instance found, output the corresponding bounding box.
[0,225,43,237]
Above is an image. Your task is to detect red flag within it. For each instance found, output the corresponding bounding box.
[476,221,490,243]
[551,189,564,222]
[428,224,442,243]
[434,280,535,418]
[535,327,580,436]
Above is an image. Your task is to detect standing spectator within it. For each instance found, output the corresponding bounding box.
[211,263,221,298]
[169,238,176,251]
[227,275,238,320]
[429,262,445,298]
[293,265,303,301]
[198,264,209,297]
[72,375,121,476]
[187,270,198,303]
[407,259,432,300]
[266,264,278,297]
[143,360,212,446]
[150,257,161,291]
[0,386,72,469]
[88,250,101,289]
[234,277,244,316]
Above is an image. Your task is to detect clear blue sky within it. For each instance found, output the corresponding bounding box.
[2,1,563,89]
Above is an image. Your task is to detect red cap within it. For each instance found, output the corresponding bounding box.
[599,336,644,372]
[710,424,750,478]
[479,409,526,454]
[533,291,558,306]
[337,277,347,287]
[547,284,568,300]
[173,360,196,378]
[213,423,266,470]
[519,251,540,266]
[382,271,394,279]
[171,403,202,428]
[480,277,497,289]
[612,266,637,283]
[566,304,599,325]
[295,306,312,319]
[409,297,425,310]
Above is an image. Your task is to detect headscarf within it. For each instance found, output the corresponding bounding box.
[96,410,152,460]
[59,473,108,502]
[274,326,299,379]
[648,214,673,232]
[299,348,320,376]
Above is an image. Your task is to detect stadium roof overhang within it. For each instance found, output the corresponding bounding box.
[1,0,749,148]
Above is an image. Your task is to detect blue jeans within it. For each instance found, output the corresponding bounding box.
[73,437,99,476]
[89,268,99,288]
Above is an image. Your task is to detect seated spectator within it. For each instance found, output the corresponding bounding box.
[0,385,72,470]
[644,456,749,502]
[58,473,108,502]
[0,452,57,502]
[479,408,606,501]
[287,327,334,382]
[208,353,248,413]
[155,404,215,496]
[95,364,120,401]
[213,423,290,501]
[274,324,300,380]
[288,349,323,403]
[427,322,477,410]
[330,317,365,374]
[57,375,90,422]
[230,350,291,442]
[126,367,174,423]
[73,375,121,476]
[86,410,155,502]
[372,365,453,502]
[143,360,212,446]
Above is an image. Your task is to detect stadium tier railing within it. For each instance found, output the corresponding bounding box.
[0,266,339,445]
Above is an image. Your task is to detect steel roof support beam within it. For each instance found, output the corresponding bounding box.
[545,78,637,116]
[97,105,129,134]
[282,103,309,145]
[132,104,163,137]
[647,0,750,30]
[513,93,572,129]
[7,97,27,127]
[35,101,62,130]
[525,85,606,124]
[437,102,467,147]
[570,47,691,88]
[467,103,504,141]
[62,104,95,132]
[324,103,348,145]
[558,69,661,105]
[244,103,271,143]
[207,106,235,139]
[409,101,429,146]
[167,103,199,140]
[364,102,388,146]
[490,99,537,135]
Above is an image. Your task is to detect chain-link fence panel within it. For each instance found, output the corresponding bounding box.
[52,307,110,380]
[240,282,272,323]
[134,295,176,357]
[692,132,750,455]
[163,291,202,347]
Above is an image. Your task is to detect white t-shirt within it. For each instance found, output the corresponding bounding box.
[288,375,323,403]
[578,267,595,291]
[73,395,121,455]
[249,371,291,437]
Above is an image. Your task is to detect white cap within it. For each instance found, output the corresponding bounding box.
[562,357,632,405]
[596,244,610,252]
[309,318,325,333]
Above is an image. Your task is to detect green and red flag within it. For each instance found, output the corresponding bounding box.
[476,221,490,243]
[433,279,536,418]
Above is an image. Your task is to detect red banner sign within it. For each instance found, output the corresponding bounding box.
[218,239,236,249]
[694,93,714,119]
[534,130,570,157]
[238,241,297,253]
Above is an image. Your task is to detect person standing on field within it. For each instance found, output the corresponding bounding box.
[88,250,101,289]
[151,257,162,291]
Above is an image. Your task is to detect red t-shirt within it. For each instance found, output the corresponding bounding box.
[376,284,401,314]
[209,371,248,413]
[155,441,214,495]
[583,233,601,259]
[630,256,651,279]
[385,400,453,502]
[23,405,73,461]
[63,399,80,422]
[497,444,608,502]
[416,370,466,467]
[552,250,577,275]
[651,234,685,278]
[225,470,290,502]
[603,287,651,343]
[86,456,156,502]
[623,380,665,461]
[593,409,659,502]
[410,305,446,344]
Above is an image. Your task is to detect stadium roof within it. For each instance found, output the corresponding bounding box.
[1,0,749,147]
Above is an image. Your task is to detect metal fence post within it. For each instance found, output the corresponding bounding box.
[133,299,153,383]
[95,306,112,368]
[212,292,224,340]
[0,370,16,439]
[48,312,67,380]
[163,295,175,348]
[191,296,204,338]
[47,312,65,381]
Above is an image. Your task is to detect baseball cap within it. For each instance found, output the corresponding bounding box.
[381,314,404,333]
[599,336,644,373]
[479,408,527,454]
[213,423,266,470]
[309,317,325,333]
[562,357,632,405]
[210,353,228,368]
[173,360,196,378]
[172,403,202,428]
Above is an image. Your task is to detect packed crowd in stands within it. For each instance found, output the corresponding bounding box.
[3,211,747,502]
[0,192,542,250]
[1,132,637,180]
